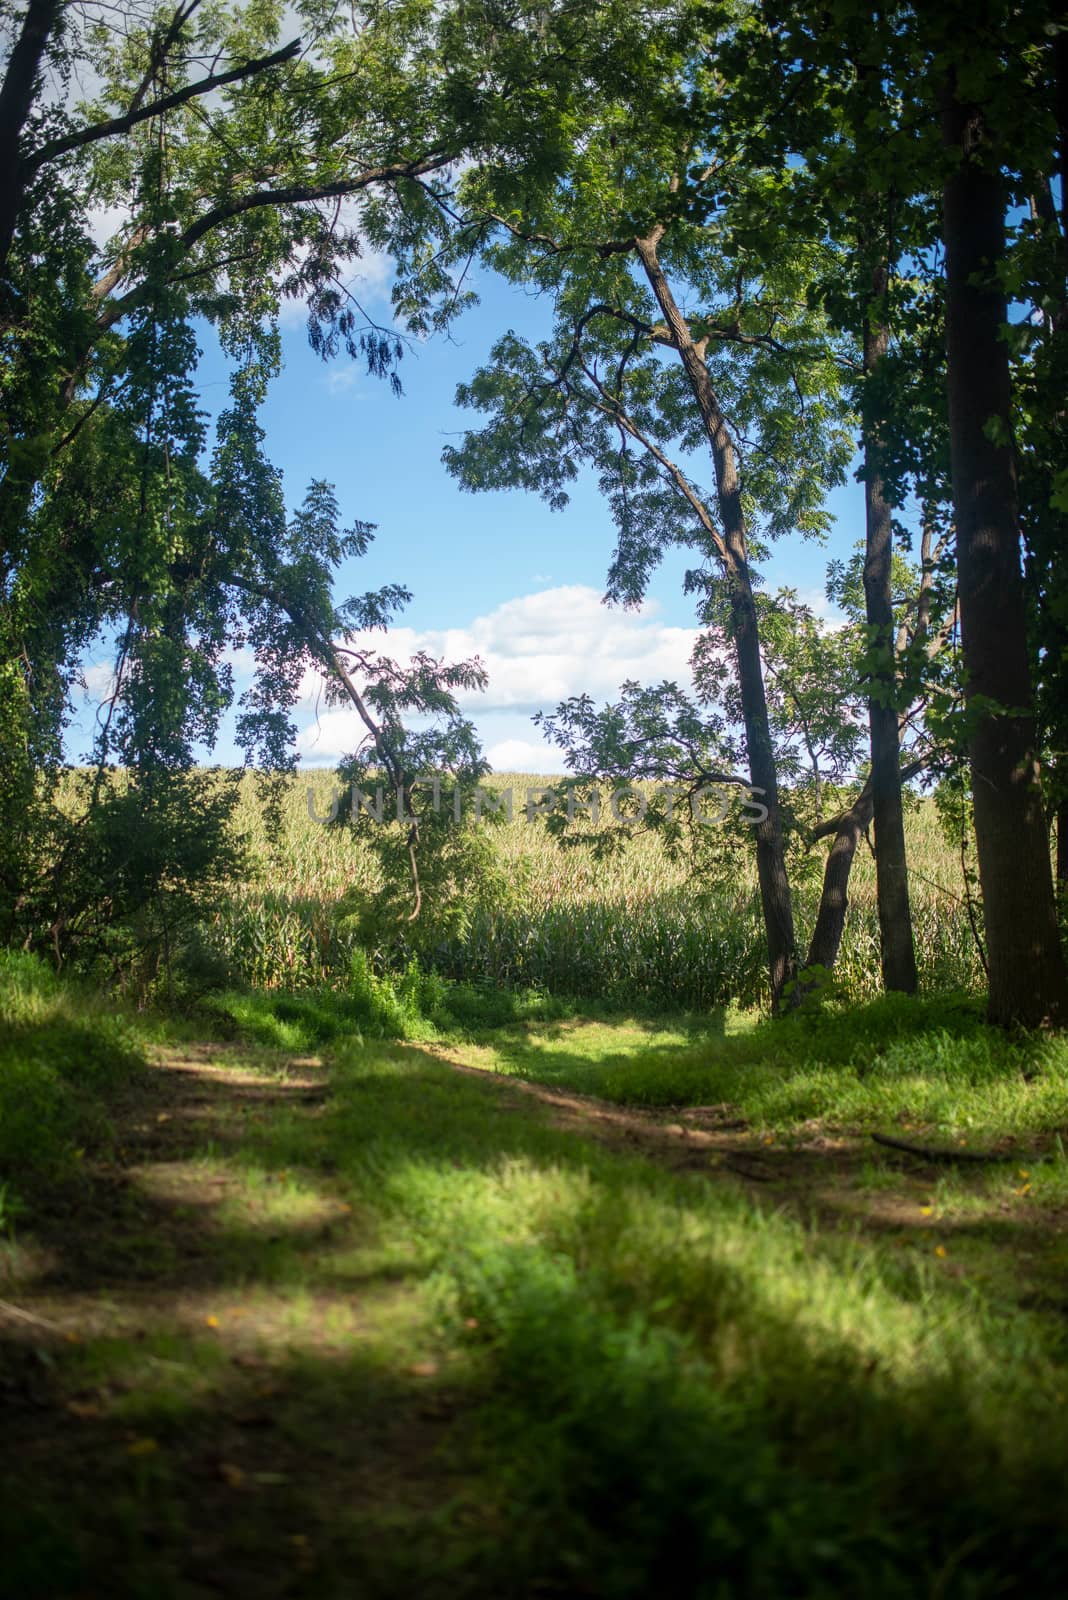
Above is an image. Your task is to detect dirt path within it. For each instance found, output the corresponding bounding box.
[2,1031,1061,1599]
[2,1044,335,1333]
[419,1042,1056,1249]
[2,1035,800,1351]
[422,1041,883,1188]
[0,1032,895,1389]
[2,1032,1030,1346]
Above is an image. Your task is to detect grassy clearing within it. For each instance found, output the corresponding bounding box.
[3,964,1068,1596]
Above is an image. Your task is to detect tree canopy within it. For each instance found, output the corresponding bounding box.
[2,0,1067,1020]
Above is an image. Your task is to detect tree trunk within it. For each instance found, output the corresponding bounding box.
[942,85,1068,1026]
[1055,30,1068,252]
[0,0,61,281]
[726,556,798,1006]
[805,783,875,973]
[862,271,918,993]
[635,233,797,1007]
[805,754,927,979]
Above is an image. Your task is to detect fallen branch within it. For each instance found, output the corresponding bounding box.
[871,1132,1004,1163]
[0,1296,69,1333]
[722,1157,775,1183]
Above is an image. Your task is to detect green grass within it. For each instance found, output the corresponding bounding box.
[449,991,1068,1139]
[199,964,573,1051]
[3,961,1068,1596]
[0,951,146,1206]
[182,772,985,1007]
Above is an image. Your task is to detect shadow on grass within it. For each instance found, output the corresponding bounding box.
[463,991,1067,1129]
[5,1023,1068,1598]
[1,1337,485,1600]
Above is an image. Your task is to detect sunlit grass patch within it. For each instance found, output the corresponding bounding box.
[6,965,1068,1597]
[455,992,1068,1141]
[285,1034,1068,1594]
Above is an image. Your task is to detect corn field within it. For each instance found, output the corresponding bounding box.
[190,772,985,1009]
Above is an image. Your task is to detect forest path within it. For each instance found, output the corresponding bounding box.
[0,1038,473,1599]
[3,1026,1060,1598]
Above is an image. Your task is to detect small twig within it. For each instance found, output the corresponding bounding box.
[723,1157,775,1182]
[871,1132,1003,1163]
[0,1297,69,1333]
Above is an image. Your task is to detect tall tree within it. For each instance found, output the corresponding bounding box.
[859,265,918,991]
[419,6,852,1005]
[939,15,1067,1025]
[725,5,928,993]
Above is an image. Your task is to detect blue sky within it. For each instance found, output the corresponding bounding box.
[79,260,865,773]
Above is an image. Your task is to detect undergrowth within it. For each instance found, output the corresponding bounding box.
[0,952,146,1210]
[201,954,571,1050]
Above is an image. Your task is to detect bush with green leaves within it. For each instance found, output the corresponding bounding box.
[6,769,248,994]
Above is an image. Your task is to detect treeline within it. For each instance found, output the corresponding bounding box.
[0,1,1065,1023]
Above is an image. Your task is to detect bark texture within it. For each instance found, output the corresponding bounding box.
[0,0,61,279]
[942,86,1067,1025]
[805,784,875,975]
[862,271,918,993]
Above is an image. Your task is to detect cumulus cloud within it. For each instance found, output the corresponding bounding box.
[87,203,132,252]
[484,737,567,775]
[293,584,700,763]
[277,229,395,332]
[324,366,360,396]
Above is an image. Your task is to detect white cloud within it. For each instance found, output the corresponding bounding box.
[225,645,257,678]
[484,737,565,775]
[325,366,359,396]
[349,246,393,301]
[794,585,847,629]
[296,707,362,763]
[277,229,394,332]
[292,584,700,762]
[87,204,132,252]
[82,660,117,700]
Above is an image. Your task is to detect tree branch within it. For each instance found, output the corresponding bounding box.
[124,2,206,121]
[0,0,63,272]
[93,151,456,331]
[221,570,400,789]
[808,756,928,843]
[578,359,730,567]
[871,1132,1005,1164]
[26,38,302,171]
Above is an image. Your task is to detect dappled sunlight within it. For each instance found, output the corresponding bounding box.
[2,1328,484,1597]
[460,1013,728,1067]
[5,979,1068,1594]
[313,1046,1063,1407]
[132,1156,352,1237]
[440,995,1068,1142]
